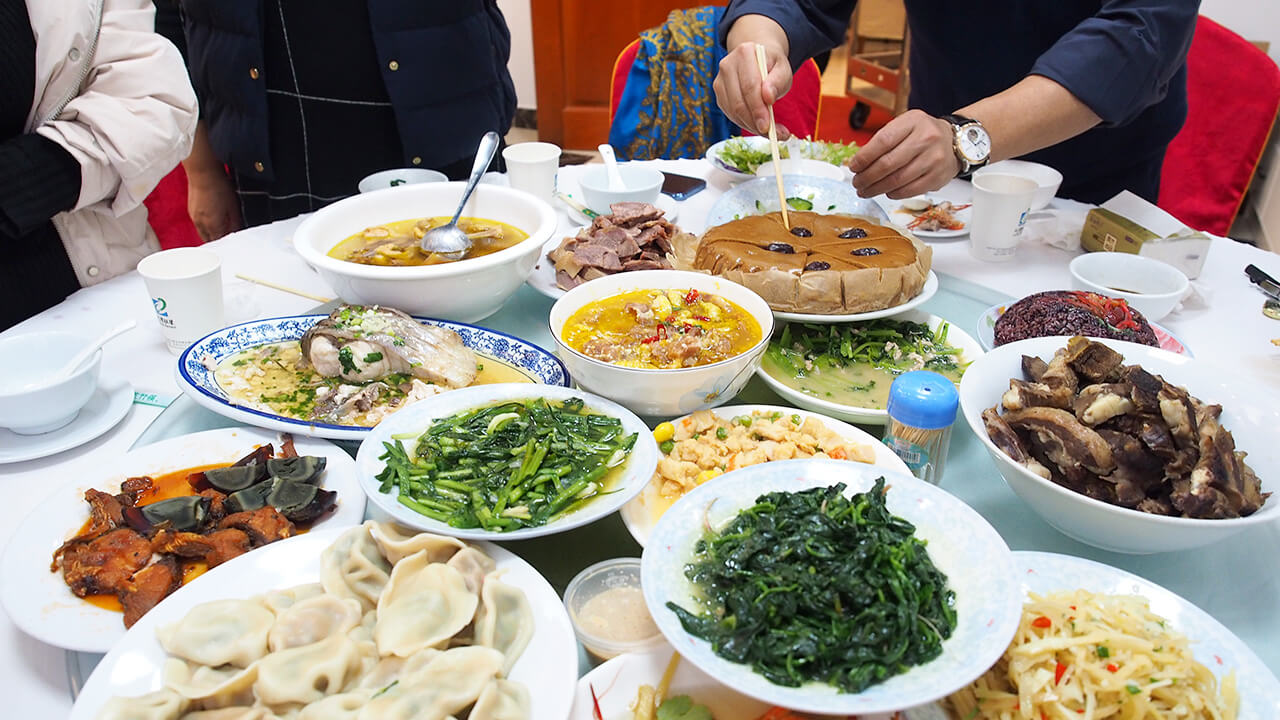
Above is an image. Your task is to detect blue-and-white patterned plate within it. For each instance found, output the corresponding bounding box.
[705,175,891,228]
[642,458,1022,716]
[175,314,569,441]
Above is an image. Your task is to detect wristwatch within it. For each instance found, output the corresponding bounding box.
[942,114,991,179]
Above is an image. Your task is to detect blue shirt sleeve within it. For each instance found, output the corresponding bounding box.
[719,0,857,71]
[1029,0,1199,127]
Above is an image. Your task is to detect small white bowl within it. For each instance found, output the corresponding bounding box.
[577,164,663,214]
[974,160,1062,210]
[959,336,1280,554]
[548,270,774,418]
[0,331,101,434]
[293,182,557,322]
[754,158,852,183]
[1069,252,1188,321]
[357,168,448,193]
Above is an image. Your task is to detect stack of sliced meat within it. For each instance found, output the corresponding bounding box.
[548,201,679,290]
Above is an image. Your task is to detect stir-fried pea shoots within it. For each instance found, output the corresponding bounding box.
[666,479,956,693]
[767,319,965,378]
[376,398,636,531]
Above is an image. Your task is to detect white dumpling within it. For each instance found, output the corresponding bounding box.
[261,583,325,614]
[444,547,497,595]
[158,599,275,668]
[268,594,363,652]
[357,646,504,720]
[254,634,365,707]
[96,689,187,720]
[474,573,533,675]
[366,521,464,565]
[374,550,477,657]
[296,691,371,720]
[347,609,377,644]
[320,526,391,613]
[163,659,258,709]
[178,708,280,720]
[470,679,531,720]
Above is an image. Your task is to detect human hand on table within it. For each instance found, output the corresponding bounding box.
[186,167,242,243]
[848,110,961,199]
[714,39,793,140]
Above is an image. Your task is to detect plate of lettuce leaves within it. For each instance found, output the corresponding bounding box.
[706,136,859,181]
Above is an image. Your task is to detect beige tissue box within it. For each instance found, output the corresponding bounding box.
[1080,191,1211,279]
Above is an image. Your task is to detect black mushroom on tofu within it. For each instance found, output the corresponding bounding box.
[982,336,1268,519]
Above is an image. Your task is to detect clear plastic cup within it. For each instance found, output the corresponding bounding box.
[563,558,664,661]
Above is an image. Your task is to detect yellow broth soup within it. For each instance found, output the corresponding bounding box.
[562,288,762,369]
[328,216,528,266]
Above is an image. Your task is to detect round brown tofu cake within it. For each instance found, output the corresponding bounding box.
[694,212,932,314]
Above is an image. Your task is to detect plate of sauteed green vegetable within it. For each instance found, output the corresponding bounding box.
[641,458,1021,715]
[706,136,859,180]
[355,383,659,540]
[757,310,984,425]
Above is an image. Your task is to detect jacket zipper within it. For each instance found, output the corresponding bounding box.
[40,0,105,125]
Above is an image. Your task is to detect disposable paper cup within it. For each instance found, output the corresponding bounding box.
[137,247,225,354]
[968,173,1038,262]
[503,142,561,203]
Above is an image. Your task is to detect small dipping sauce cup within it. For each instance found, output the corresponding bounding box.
[563,558,664,661]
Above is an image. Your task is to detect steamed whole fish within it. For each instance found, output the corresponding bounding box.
[301,305,478,387]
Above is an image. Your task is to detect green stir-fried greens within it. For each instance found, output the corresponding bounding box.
[767,319,966,377]
[376,397,637,531]
[666,479,956,693]
[717,137,860,174]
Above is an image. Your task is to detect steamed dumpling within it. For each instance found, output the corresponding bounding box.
[261,583,325,614]
[355,646,440,694]
[474,572,533,675]
[374,550,477,658]
[254,634,365,707]
[444,547,497,595]
[96,689,187,720]
[366,521,464,565]
[158,599,275,668]
[296,691,372,720]
[268,594,363,651]
[178,707,281,719]
[357,646,504,720]
[163,659,258,709]
[320,526,391,613]
[470,679,531,720]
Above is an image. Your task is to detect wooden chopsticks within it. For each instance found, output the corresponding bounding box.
[754,43,789,230]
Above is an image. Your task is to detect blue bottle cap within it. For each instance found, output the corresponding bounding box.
[886,370,959,430]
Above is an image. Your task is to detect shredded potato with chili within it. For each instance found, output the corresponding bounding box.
[945,590,1238,720]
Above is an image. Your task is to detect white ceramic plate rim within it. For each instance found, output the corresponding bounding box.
[642,458,1021,715]
[0,426,366,653]
[355,383,659,540]
[885,199,971,238]
[0,376,133,464]
[974,302,1194,357]
[772,270,939,323]
[66,524,578,720]
[704,137,770,179]
[175,314,569,441]
[756,310,983,425]
[619,403,910,546]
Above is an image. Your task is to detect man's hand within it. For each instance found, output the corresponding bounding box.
[714,14,794,139]
[848,110,960,199]
[186,168,242,243]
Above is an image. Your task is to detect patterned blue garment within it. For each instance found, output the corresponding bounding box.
[608,6,734,161]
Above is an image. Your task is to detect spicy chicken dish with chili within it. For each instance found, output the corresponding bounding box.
[561,288,762,369]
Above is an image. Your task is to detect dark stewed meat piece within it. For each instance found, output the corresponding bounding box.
[57,528,152,597]
[120,557,182,628]
[219,507,295,546]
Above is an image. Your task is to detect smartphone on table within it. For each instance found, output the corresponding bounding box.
[661,172,707,201]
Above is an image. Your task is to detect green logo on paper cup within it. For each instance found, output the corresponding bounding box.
[152,297,168,317]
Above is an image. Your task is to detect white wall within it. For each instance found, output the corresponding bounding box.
[498,0,537,108]
[1200,0,1280,65]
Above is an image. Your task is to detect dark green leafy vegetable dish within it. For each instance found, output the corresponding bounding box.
[375,397,637,531]
[666,479,956,693]
[761,319,967,410]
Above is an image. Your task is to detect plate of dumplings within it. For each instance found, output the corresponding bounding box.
[73,522,577,720]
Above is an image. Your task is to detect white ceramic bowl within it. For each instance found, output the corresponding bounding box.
[0,331,101,434]
[577,164,663,214]
[1069,252,1189,321]
[356,167,448,193]
[293,182,557,322]
[974,159,1062,210]
[959,336,1280,554]
[549,270,774,418]
[754,158,852,182]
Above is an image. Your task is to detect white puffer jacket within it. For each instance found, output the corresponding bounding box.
[25,0,198,286]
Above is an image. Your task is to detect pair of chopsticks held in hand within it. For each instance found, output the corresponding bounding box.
[754,43,791,231]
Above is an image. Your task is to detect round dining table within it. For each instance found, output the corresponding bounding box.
[4,158,1280,717]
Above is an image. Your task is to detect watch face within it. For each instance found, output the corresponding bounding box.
[957,124,991,164]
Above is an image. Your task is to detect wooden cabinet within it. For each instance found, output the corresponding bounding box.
[531,0,699,149]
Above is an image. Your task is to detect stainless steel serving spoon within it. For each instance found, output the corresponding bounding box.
[419,130,501,259]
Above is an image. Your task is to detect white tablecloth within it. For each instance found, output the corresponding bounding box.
[4,159,1278,715]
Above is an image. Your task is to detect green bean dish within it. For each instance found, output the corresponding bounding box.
[375,397,638,531]
[666,479,956,693]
